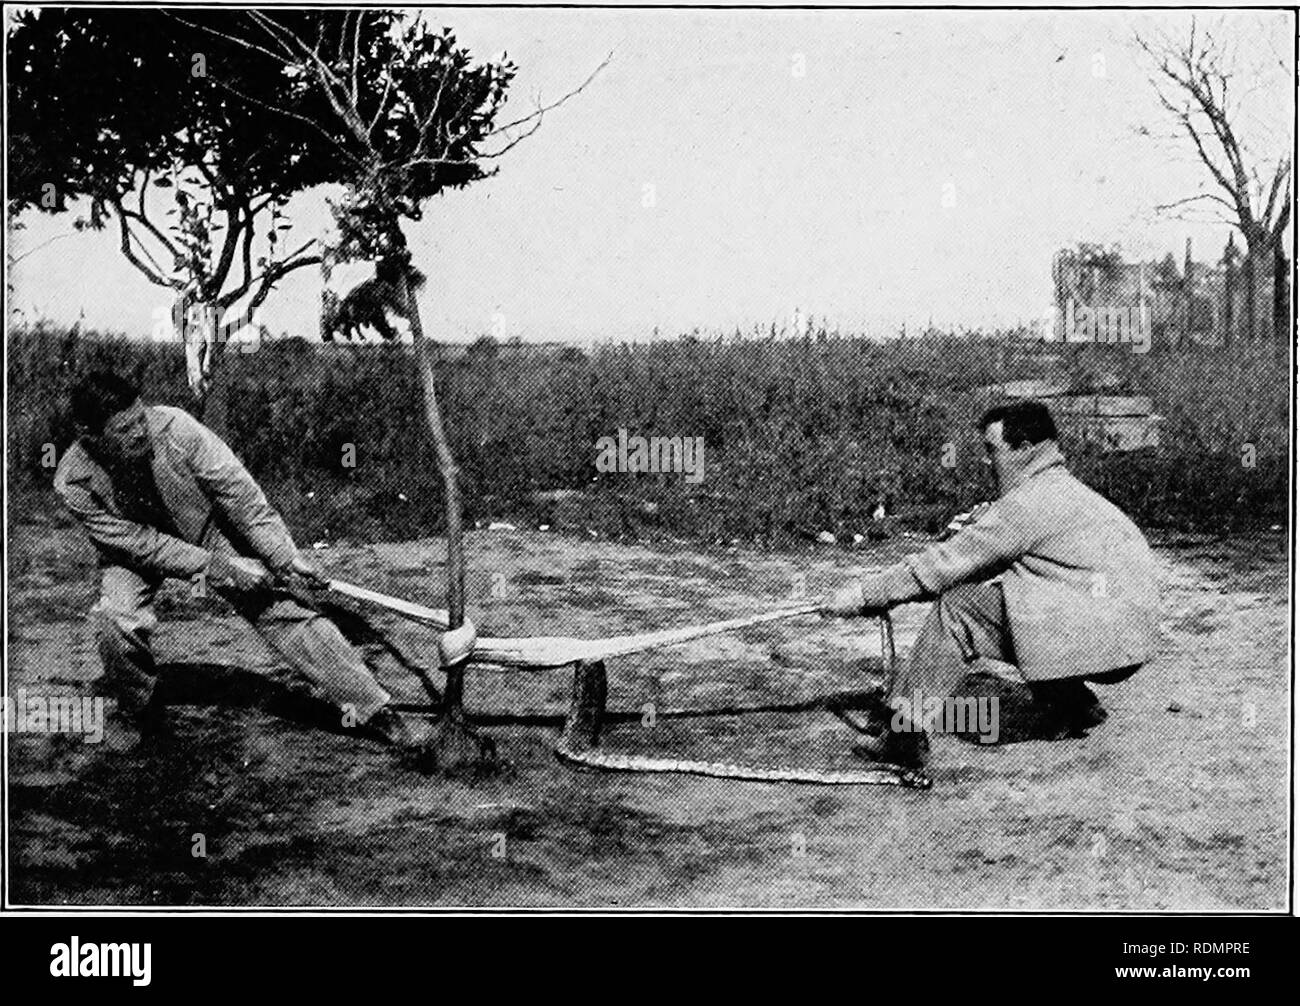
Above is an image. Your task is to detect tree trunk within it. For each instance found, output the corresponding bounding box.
[1177,281,1190,351]
[180,296,230,438]
[398,271,465,626]
[1244,238,1274,344]
[1273,244,1291,344]
[200,365,231,441]
[1223,248,1235,348]
[397,263,495,774]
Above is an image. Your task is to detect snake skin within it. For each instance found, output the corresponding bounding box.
[554,737,932,789]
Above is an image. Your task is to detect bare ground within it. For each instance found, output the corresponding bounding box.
[5,515,1290,909]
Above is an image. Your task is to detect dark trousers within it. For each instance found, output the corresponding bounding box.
[890,580,1139,729]
[92,563,390,722]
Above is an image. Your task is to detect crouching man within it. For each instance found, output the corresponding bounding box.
[54,369,472,769]
[820,400,1160,769]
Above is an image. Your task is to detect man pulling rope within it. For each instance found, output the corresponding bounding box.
[818,400,1160,772]
[54,368,467,771]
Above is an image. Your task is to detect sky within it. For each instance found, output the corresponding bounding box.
[7,6,1295,343]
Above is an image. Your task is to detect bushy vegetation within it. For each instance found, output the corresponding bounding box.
[8,323,1288,547]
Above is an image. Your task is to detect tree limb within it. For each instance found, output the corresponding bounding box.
[488,52,611,137]
[249,11,370,144]
[117,205,181,264]
[1153,191,1238,225]
[207,73,358,156]
[167,12,294,67]
[110,201,177,288]
[1262,156,1291,227]
[350,10,362,109]
[1270,187,1291,244]
[248,250,322,312]
[207,201,246,298]
[7,231,76,265]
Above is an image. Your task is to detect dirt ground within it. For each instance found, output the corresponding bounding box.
[5,512,1290,909]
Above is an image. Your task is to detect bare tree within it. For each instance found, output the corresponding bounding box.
[1138,17,1292,343]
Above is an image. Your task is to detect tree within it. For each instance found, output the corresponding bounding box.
[6,9,364,424]
[1138,17,1292,343]
[199,9,606,770]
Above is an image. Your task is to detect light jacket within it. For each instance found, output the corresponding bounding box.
[866,441,1160,681]
[54,405,297,580]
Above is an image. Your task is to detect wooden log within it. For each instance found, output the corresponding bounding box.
[560,660,607,752]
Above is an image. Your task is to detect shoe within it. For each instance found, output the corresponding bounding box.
[1062,699,1108,738]
[101,696,170,754]
[361,706,439,773]
[1031,682,1108,739]
[133,695,170,739]
[832,689,896,737]
[852,727,930,769]
[1073,687,1107,725]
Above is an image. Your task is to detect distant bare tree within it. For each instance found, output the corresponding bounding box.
[1137,17,1292,343]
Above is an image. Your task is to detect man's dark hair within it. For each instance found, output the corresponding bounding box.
[979,399,1058,448]
[69,369,141,431]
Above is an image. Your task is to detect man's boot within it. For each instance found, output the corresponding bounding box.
[361,706,439,774]
[1030,679,1107,740]
[100,689,171,753]
[847,695,930,769]
[133,693,171,741]
[852,726,930,769]
[832,687,895,737]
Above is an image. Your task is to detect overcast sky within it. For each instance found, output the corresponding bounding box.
[7,6,1294,342]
